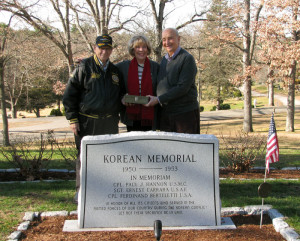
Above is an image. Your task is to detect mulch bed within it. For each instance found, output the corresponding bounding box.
[20,214,284,240]
[219,169,300,179]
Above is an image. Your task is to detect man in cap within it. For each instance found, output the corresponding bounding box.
[63,34,124,202]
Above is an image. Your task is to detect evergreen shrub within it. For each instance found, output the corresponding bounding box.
[50,108,63,116]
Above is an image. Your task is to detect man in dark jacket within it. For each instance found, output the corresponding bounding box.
[63,34,124,202]
[146,28,200,134]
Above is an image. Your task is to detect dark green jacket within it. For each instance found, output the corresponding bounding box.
[116,59,160,130]
[157,48,199,115]
[63,55,124,124]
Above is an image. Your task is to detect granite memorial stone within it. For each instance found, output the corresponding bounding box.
[75,132,221,229]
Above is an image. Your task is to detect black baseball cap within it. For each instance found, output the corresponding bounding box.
[96,34,113,48]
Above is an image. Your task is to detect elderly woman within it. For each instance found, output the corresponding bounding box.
[117,35,159,131]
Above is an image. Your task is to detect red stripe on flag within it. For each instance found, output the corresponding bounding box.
[266,113,279,173]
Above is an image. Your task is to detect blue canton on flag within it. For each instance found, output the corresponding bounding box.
[266,113,279,172]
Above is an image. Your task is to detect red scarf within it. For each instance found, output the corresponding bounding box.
[127,57,154,126]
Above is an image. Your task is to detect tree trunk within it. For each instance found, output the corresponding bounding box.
[216,83,221,110]
[11,105,17,119]
[243,77,253,132]
[286,3,298,132]
[35,108,40,118]
[100,0,108,34]
[242,0,253,132]
[0,60,10,146]
[267,66,274,106]
[268,81,274,106]
[150,0,165,62]
[286,62,296,132]
[57,99,61,110]
[198,75,202,103]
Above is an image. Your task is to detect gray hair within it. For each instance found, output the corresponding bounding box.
[128,35,152,57]
[163,28,179,37]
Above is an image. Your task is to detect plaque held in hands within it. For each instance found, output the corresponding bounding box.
[123,95,149,104]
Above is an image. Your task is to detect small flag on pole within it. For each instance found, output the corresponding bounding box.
[266,112,279,172]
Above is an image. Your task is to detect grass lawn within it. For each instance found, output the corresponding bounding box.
[0,149,76,170]
[200,96,281,112]
[252,84,300,97]
[0,179,299,240]
[0,181,77,241]
[202,111,300,168]
[0,85,299,240]
[220,179,300,232]
[1,111,299,169]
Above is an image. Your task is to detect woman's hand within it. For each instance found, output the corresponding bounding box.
[122,94,135,107]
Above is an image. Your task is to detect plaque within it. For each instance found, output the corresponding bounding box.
[124,95,149,104]
[258,182,272,198]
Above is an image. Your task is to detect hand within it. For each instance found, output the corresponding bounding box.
[122,94,135,107]
[144,95,159,107]
[70,123,80,136]
[75,58,83,64]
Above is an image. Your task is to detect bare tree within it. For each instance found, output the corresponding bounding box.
[240,0,263,132]
[70,0,141,53]
[218,0,263,132]
[0,18,13,146]
[149,0,208,62]
[286,1,299,132]
[259,0,300,132]
[0,0,75,73]
[5,57,27,118]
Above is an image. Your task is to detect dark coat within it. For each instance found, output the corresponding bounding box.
[157,48,198,115]
[63,55,124,124]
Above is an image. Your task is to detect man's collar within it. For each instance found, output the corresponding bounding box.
[94,54,110,71]
[165,47,181,61]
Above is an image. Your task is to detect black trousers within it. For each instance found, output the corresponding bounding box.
[75,114,119,190]
[160,108,200,134]
[126,120,152,132]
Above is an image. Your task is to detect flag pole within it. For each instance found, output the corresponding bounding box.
[260,108,275,228]
[260,160,268,229]
[260,198,264,228]
[260,158,268,228]
[260,108,279,228]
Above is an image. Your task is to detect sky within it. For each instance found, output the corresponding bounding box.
[0,0,210,31]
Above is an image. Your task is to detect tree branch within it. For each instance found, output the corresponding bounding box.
[249,0,264,65]
[176,11,208,30]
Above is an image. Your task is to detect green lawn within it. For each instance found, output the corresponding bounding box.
[0,181,76,241]
[200,96,280,112]
[203,111,300,168]
[0,85,299,240]
[220,179,300,232]
[252,84,300,97]
[1,111,299,169]
[0,180,299,240]
[0,149,76,170]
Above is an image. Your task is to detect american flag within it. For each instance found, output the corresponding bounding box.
[266,113,279,172]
